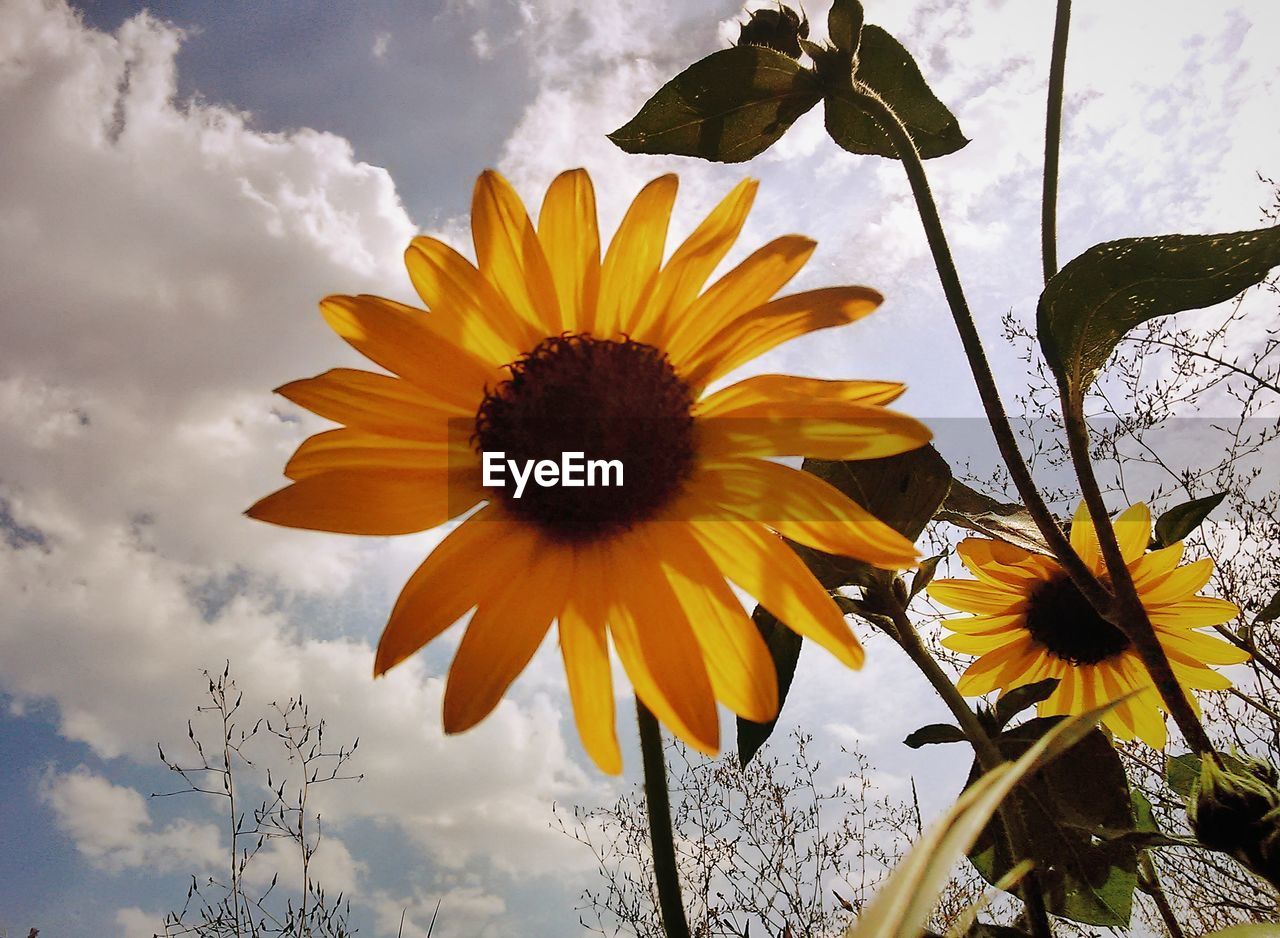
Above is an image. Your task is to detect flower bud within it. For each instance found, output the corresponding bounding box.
[1189,753,1280,889]
[737,6,809,60]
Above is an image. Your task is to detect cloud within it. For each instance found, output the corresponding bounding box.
[42,767,222,874]
[0,2,600,931]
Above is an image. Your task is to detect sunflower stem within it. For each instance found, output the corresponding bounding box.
[1041,0,1072,283]
[1059,389,1216,754]
[1138,852,1187,938]
[881,591,1055,938]
[844,81,1109,614]
[636,698,692,938]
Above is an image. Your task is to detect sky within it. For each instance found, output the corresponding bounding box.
[0,0,1277,935]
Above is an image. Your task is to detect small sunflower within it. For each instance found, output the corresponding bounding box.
[249,168,931,772]
[927,501,1248,748]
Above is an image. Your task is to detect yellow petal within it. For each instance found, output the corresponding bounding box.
[648,523,778,723]
[698,401,932,462]
[604,533,720,756]
[1069,500,1101,573]
[942,630,1025,655]
[443,537,569,733]
[538,168,600,334]
[284,428,473,480]
[1147,596,1240,629]
[319,294,495,409]
[954,636,1039,695]
[690,458,918,569]
[683,286,883,389]
[927,579,1028,615]
[666,236,814,368]
[697,374,906,417]
[686,511,864,669]
[940,612,1028,636]
[246,468,479,536]
[472,169,563,334]
[1130,542,1185,588]
[405,235,536,365]
[596,174,678,338]
[1158,630,1251,666]
[636,178,757,342]
[1140,557,1215,605]
[277,368,457,439]
[1165,655,1234,690]
[1113,503,1152,564]
[559,546,622,774]
[373,506,522,675]
[956,538,1057,588]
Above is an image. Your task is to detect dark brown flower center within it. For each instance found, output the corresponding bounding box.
[1024,574,1131,665]
[473,334,696,543]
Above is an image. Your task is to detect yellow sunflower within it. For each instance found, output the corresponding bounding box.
[927,501,1249,748]
[248,168,931,772]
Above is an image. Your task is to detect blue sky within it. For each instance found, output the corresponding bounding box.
[1,0,1277,935]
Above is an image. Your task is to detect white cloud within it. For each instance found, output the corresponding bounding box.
[43,767,222,874]
[115,906,166,938]
[0,2,599,932]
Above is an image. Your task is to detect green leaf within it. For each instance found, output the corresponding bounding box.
[828,0,863,57]
[966,717,1140,927]
[908,554,943,600]
[1166,752,1201,799]
[904,723,967,748]
[609,46,822,163]
[824,25,967,161]
[736,606,804,768]
[738,446,950,764]
[1254,589,1280,625]
[993,678,1060,729]
[1038,226,1280,402]
[845,707,1117,938]
[1153,491,1227,547]
[1199,926,1280,938]
[935,481,1051,555]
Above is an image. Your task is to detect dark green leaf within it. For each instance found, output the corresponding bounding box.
[935,480,1052,555]
[609,46,821,163]
[1166,752,1201,799]
[737,447,950,764]
[1254,589,1280,625]
[904,723,967,748]
[806,444,952,548]
[827,0,863,57]
[737,6,809,59]
[1153,491,1227,547]
[963,927,1033,938]
[1038,226,1280,402]
[823,25,967,161]
[736,606,803,768]
[993,678,1060,729]
[908,554,944,600]
[797,445,950,591]
[967,717,1139,927]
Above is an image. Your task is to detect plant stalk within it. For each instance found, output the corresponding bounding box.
[1041,0,1072,283]
[845,82,1108,613]
[1058,388,1215,753]
[883,596,1055,938]
[636,698,692,938]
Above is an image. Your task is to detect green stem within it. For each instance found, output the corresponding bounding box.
[1138,853,1187,938]
[882,596,1055,938]
[1042,0,1072,283]
[845,82,1109,613]
[1058,388,1215,754]
[636,698,692,938]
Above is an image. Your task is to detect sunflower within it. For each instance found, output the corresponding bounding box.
[927,501,1248,748]
[248,168,931,772]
